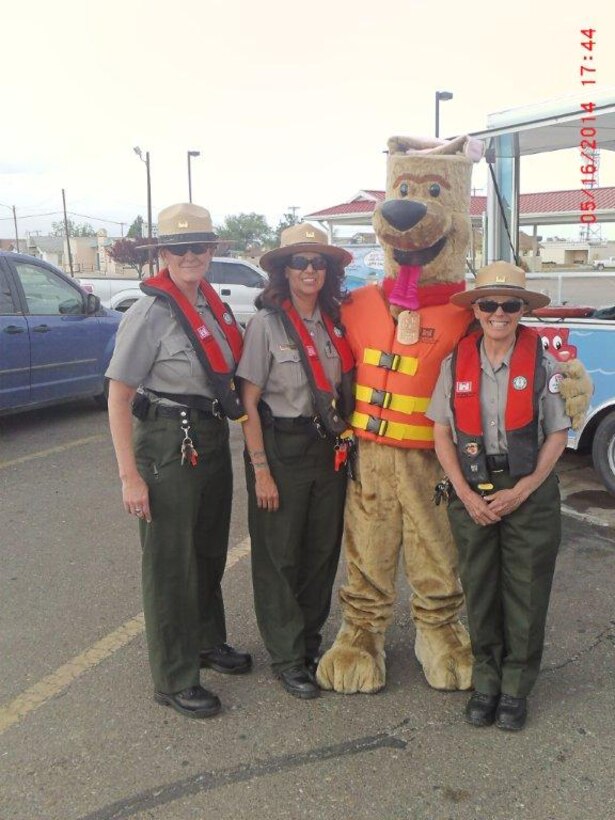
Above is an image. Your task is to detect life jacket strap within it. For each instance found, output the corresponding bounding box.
[354,384,431,416]
[363,348,419,376]
[350,411,434,442]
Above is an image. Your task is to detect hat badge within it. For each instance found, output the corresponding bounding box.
[178,220,189,229]
[495,275,506,283]
[306,231,315,238]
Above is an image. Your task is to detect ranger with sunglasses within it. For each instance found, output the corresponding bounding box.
[106,203,251,720]
[426,261,571,732]
[237,223,354,700]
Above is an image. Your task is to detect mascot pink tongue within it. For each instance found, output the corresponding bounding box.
[388,264,421,310]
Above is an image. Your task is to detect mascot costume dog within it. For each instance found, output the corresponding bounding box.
[317,135,591,695]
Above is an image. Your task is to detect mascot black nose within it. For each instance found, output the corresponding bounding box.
[381,199,427,231]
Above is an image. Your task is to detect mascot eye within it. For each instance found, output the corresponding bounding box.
[553,335,563,350]
[541,337,550,350]
[399,183,409,197]
[428,183,441,197]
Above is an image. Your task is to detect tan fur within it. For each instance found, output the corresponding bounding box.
[558,359,593,430]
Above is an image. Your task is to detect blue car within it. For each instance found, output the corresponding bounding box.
[0,251,122,415]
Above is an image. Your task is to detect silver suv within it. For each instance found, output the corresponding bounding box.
[107,258,266,325]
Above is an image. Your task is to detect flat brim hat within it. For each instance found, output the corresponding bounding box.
[450,260,550,310]
[154,203,218,247]
[259,222,352,274]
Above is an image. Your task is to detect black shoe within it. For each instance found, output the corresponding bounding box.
[495,694,527,731]
[279,665,320,699]
[464,692,499,727]
[200,643,252,675]
[154,685,221,719]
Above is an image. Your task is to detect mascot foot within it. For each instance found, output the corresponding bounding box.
[414,621,473,691]
[316,624,386,694]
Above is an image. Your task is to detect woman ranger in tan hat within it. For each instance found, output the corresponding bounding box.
[106,203,251,720]
[237,223,355,699]
[426,261,570,731]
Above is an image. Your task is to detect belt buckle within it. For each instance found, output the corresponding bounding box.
[211,399,223,419]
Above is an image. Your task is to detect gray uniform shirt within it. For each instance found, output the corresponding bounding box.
[105,291,235,400]
[236,306,341,417]
[426,337,570,454]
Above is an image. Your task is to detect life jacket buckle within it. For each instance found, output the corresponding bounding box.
[377,351,400,371]
[370,389,392,409]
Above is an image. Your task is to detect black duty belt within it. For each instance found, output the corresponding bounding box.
[149,389,224,419]
[486,454,509,472]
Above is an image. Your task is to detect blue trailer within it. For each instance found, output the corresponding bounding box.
[525,312,615,496]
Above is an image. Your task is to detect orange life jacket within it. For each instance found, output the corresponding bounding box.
[341,285,473,449]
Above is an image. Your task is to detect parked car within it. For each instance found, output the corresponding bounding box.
[79,258,267,324]
[592,257,615,271]
[0,252,121,415]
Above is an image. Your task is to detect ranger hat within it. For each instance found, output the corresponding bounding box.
[155,203,218,247]
[259,222,352,274]
[451,261,550,310]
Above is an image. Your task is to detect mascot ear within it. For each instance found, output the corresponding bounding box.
[558,359,593,430]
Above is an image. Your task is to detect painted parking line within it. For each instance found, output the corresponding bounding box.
[0,435,107,470]
[0,537,251,736]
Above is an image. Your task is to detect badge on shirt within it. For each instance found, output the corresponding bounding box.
[279,344,297,351]
[548,372,564,394]
[456,381,473,394]
[512,376,528,390]
[333,326,343,337]
[463,441,481,457]
[222,312,233,325]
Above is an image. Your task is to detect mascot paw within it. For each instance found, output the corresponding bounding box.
[316,624,386,694]
[558,360,593,431]
[414,622,473,691]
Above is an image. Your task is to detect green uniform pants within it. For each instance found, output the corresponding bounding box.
[447,470,561,698]
[134,409,232,694]
[246,423,347,673]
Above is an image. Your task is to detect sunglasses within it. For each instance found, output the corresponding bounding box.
[288,254,327,271]
[164,243,214,256]
[474,298,525,314]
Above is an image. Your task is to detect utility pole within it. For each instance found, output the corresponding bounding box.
[62,188,74,276]
[288,205,300,222]
[12,206,19,251]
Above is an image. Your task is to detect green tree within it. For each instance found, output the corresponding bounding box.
[273,211,299,245]
[216,212,273,253]
[51,219,96,237]
[127,215,145,239]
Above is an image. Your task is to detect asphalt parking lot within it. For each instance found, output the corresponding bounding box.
[1,401,614,820]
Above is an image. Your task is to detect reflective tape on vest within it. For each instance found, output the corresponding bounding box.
[363,348,419,376]
[350,411,434,442]
[354,384,431,416]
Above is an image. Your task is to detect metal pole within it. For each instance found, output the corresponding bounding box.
[62,188,74,276]
[435,92,440,138]
[146,152,154,277]
[188,152,193,203]
[12,206,19,251]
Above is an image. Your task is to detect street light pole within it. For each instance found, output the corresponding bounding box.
[434,90,453,138]
[134,146,154,277]
[187,150,200,203]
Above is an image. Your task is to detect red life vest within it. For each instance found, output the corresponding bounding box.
[341,285,473,448]
[141,270,246,420]
[451,325,546,482]
[277,299,355,437]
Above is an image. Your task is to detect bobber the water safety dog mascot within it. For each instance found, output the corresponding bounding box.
[317,135,591,695]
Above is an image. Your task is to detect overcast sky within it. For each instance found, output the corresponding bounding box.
[1,0,614,239]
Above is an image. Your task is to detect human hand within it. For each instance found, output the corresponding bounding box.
[483,487,527,518]
[255,469,279,512]
[459,488,501,526]
[121,474,151,522]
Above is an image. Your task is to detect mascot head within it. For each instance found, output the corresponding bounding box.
[373,135,484,288]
